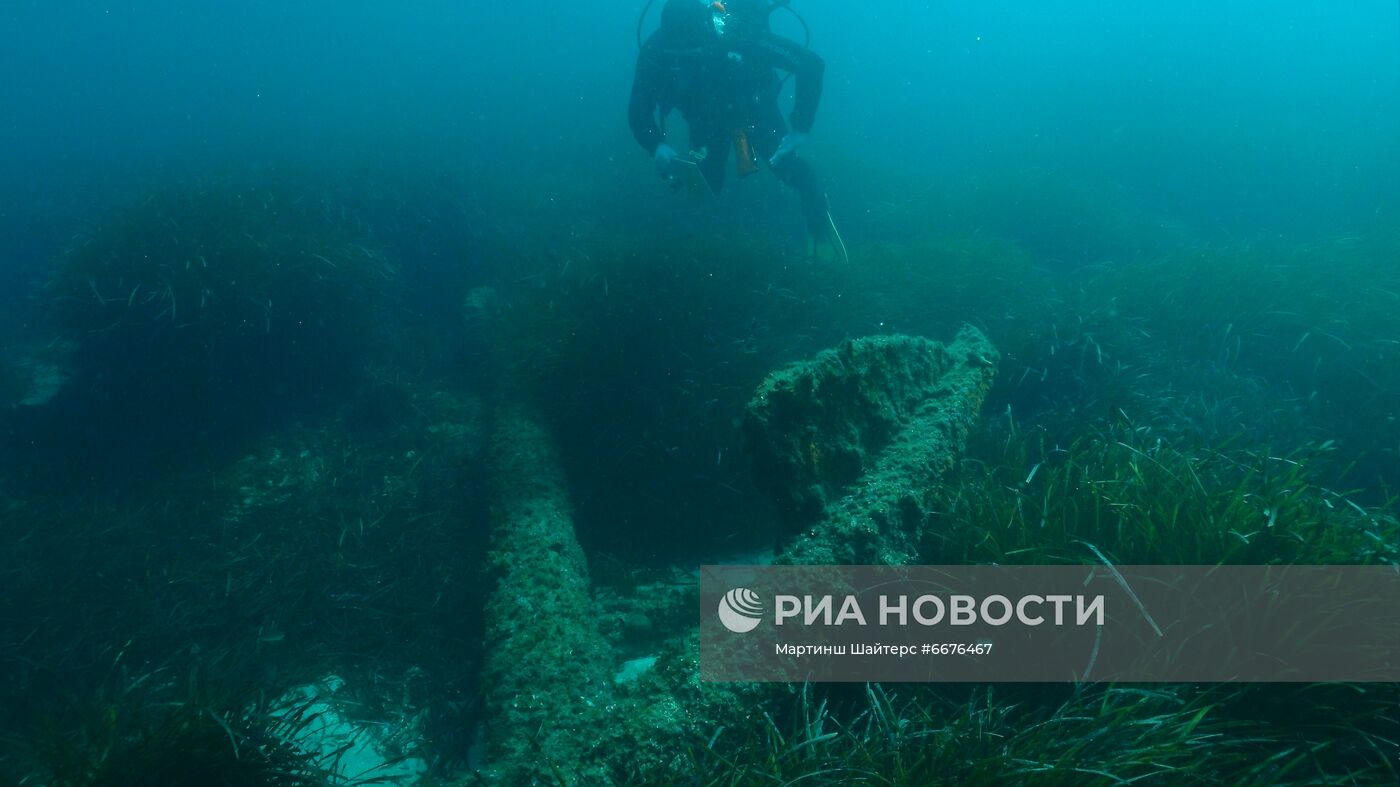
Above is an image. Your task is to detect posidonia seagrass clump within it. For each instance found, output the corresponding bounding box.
[13,659,341,787]
[0,360,23,409]
[48,179,400,442]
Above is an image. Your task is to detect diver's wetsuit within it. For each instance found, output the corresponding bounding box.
[629,14,829,238]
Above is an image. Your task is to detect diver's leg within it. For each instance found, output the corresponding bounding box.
[754,105,839,255]
[771,155,831,241]
[690,127,730,194]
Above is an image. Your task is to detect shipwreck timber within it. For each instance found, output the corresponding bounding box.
[480,402,614,783]
[475,315,999,781]
[745,325,1000,564]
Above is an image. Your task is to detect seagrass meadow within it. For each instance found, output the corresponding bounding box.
[0,165,1396,785]
[3,2,1400,785]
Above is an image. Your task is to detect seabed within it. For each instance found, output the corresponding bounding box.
[1,174,1398,785]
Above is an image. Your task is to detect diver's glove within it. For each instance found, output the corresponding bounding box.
[654,143,679,180]
[769,131,808,167]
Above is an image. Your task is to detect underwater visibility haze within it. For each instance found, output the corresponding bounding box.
[2,0,1400,783]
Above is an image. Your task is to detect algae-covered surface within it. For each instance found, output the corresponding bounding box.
[4,5,1400,786]
[746,326,1000,564]
[481,403,614,782]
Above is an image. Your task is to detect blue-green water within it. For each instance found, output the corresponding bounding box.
[1,2,1399,784]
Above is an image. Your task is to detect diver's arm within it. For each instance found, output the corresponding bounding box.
[628,53,666,155]
[753,33,824,132]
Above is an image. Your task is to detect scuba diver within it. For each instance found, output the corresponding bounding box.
[629,0,849,262]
